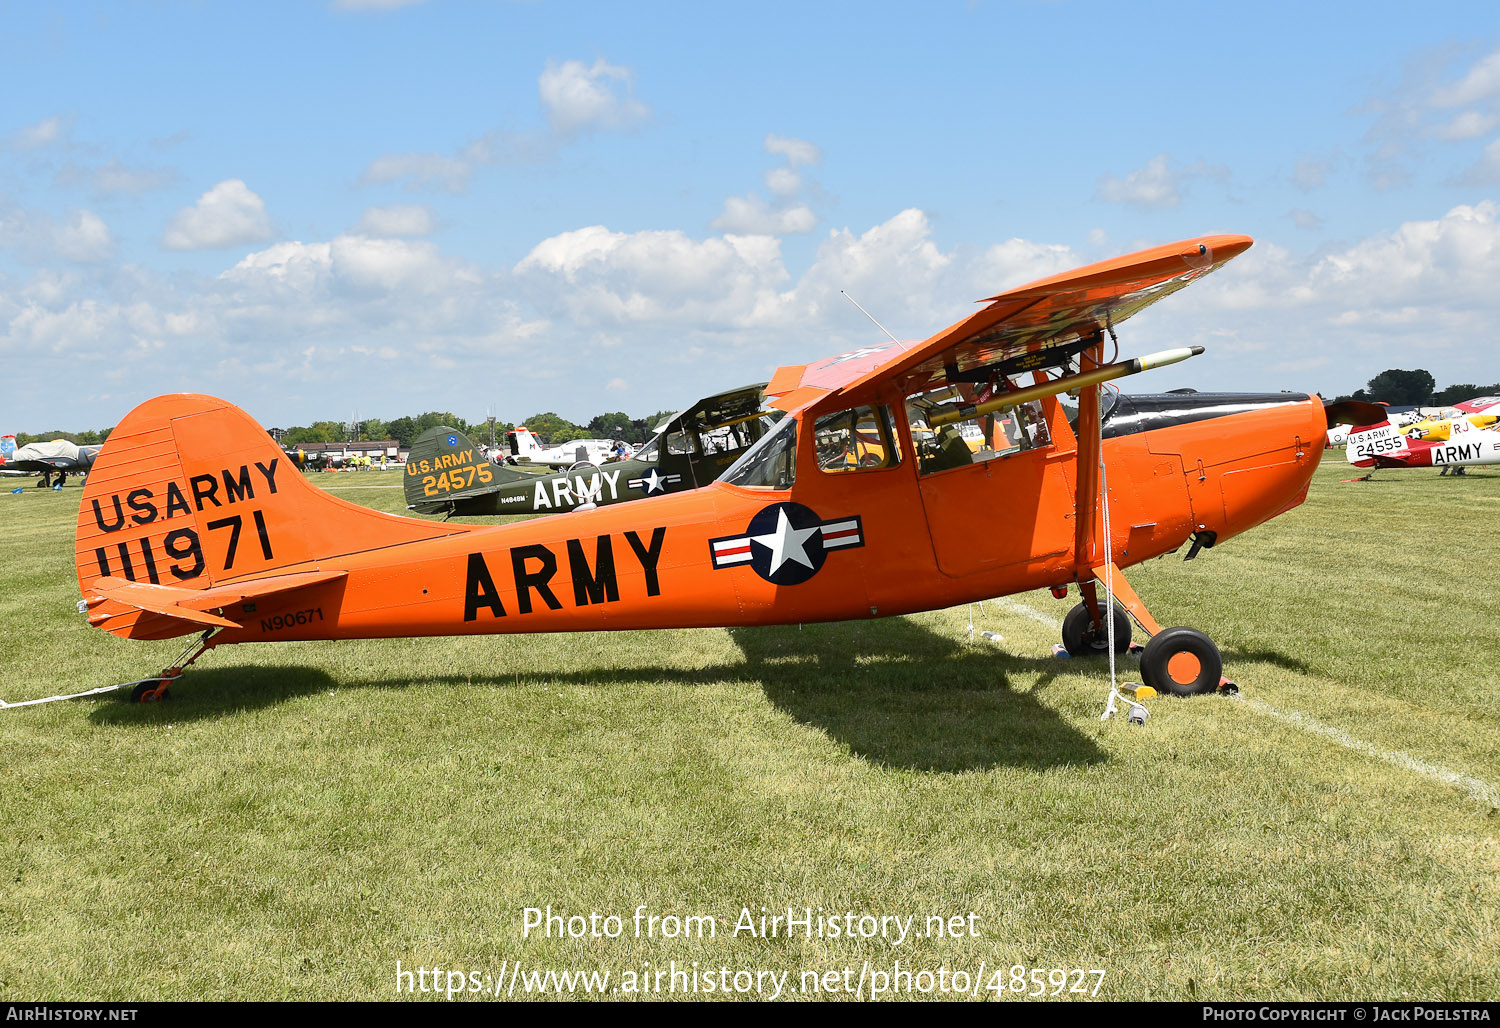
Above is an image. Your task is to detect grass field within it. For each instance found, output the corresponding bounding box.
[1,459,1497,1001]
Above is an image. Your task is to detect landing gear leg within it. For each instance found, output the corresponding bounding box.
[1061,591,1132,656]
[126,629,219,704]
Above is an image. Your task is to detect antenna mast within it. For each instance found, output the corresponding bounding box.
[840,290,900,344]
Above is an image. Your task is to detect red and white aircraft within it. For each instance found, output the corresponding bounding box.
[1346,397,1500,471]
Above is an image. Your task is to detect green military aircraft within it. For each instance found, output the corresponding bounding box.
[403,383,774,517]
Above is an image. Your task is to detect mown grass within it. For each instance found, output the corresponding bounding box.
[0,461,1496,1001]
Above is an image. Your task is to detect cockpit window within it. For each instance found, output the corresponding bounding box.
[721,414,797,489]
[701,416,765,454]
[907,386,1052,475]
[814,405,902,473]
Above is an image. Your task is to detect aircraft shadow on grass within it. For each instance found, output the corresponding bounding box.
[724,619,1105,773]
[1216,645,1313,675]
[87,617,1106,773]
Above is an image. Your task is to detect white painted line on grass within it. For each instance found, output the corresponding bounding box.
[993,597,1061,630]
[1231,694,1500,806]
[991,597,1500,806]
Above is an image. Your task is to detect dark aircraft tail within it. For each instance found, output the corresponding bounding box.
[404,425,531,514]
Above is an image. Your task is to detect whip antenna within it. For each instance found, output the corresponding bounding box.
[840,290,900,344]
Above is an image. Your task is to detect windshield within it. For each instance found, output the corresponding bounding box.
[632,433,662,463]
[720,414,797,489]
[1058,387,1120,428]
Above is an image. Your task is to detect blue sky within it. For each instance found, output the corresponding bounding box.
[5,0,1500,431]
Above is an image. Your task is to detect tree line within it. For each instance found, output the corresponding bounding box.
[276,408,679,449]
[13,407,680,450]
[1331,369,1500,407]
[25,369,1491,449]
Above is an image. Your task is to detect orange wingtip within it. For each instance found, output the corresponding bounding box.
[982,235,1253,302]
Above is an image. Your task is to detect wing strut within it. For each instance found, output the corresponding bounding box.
[1072,331,1105,604]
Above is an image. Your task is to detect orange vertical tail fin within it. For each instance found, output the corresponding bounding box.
[76,394,463,639]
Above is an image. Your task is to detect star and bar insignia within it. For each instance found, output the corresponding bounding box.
[817,345,892,369]
[628,468,683,495]
[708,502,864,585]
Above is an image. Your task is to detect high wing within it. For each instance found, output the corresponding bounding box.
[3,440,101,473]
[765,234,1252,413]
[652,382,769,434]
[764,233,1252,633]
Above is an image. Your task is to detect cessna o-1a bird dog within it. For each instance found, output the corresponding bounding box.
[403,384,774,517]
[61,235,1338,706]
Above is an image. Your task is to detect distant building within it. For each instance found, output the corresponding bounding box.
[292,439,406,463]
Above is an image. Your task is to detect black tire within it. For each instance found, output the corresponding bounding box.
[1140,626,1223,696]
[1060,601,1132,656]
[127,680,171,704]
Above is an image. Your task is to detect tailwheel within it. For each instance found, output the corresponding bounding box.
[1139,627,1223,696]
[128,672,179,704]
[1061,601,1132,656]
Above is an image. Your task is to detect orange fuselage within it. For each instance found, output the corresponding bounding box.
[76,390,1322,644]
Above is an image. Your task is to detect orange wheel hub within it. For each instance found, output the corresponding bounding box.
[1167,651,1202,685]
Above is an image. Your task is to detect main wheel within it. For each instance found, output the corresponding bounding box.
[1060,601,1132,656]
[1140,626,1223,696]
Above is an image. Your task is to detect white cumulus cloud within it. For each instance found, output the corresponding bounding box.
[54,210,113,263]
[711,133,825,237]
[764,133,821,167]
[91,159,177,196]
[1097,154,1229,210]
[162,179,274,250]
[359,152,470,194]
[1431,48,1500,108]
[11,115,67,150]
[538,58,649,135]
[710,195,817,235]
[355,204,437,237]
[1131,201,1500,392]
[516,225,789,328]
[764,167,801,197]
[14,195,1500,432]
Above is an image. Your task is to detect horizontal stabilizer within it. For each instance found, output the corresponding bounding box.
[85,569,348,630]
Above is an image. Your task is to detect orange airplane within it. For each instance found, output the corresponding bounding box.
[68,235,1331,705]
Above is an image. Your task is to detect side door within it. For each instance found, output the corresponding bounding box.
[909,391,1075,578]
